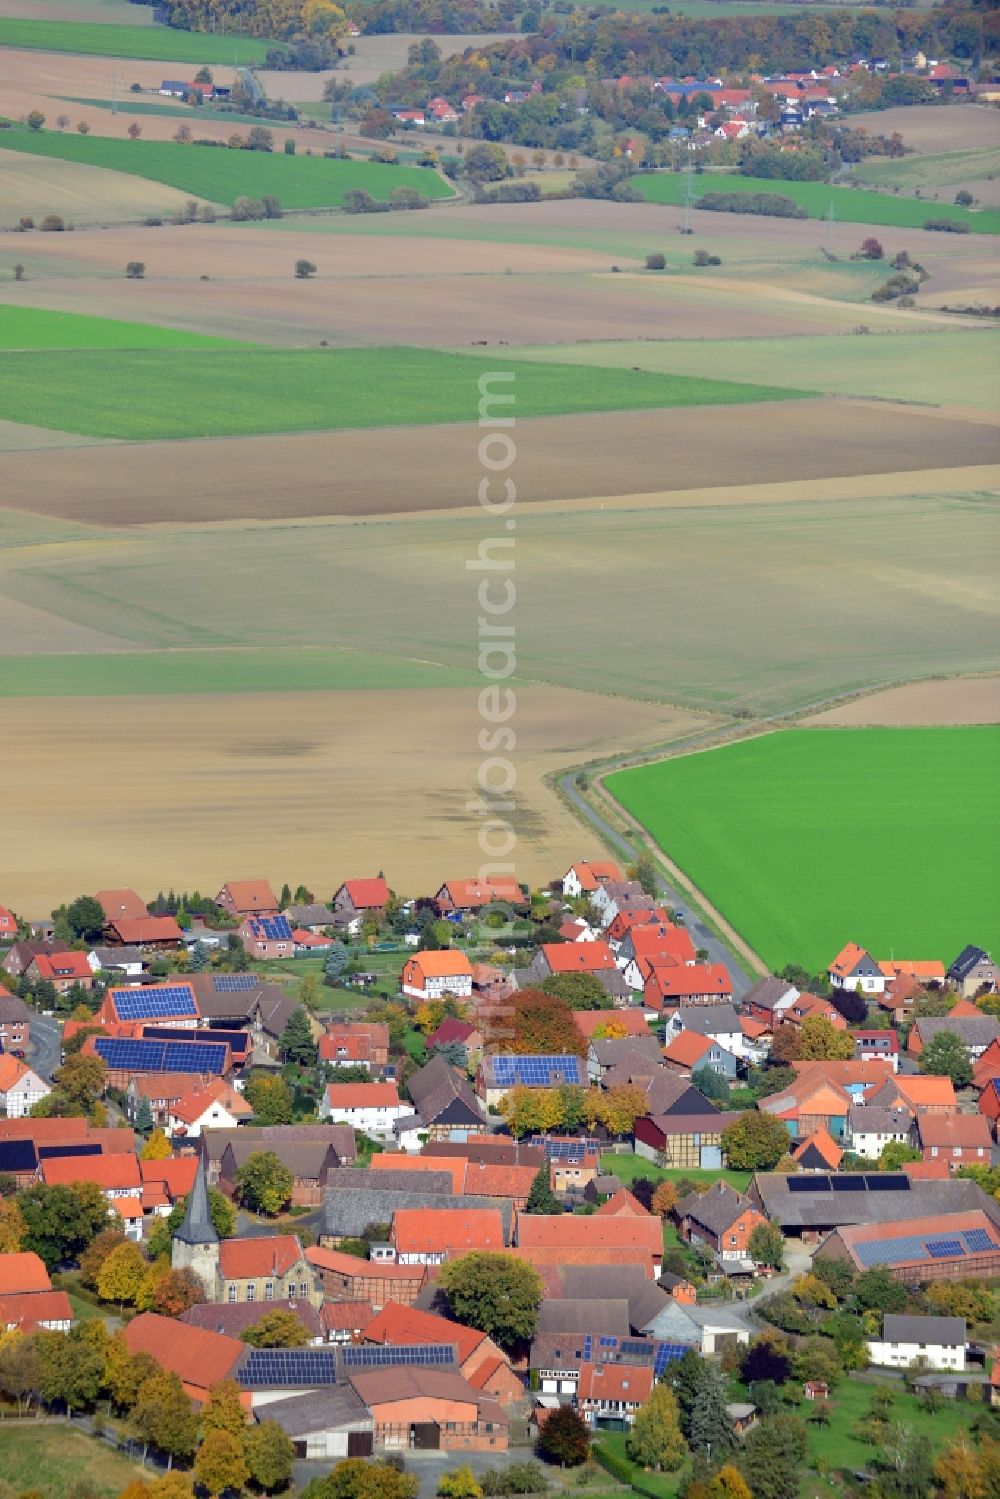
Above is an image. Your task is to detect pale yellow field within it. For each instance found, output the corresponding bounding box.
[805,676,1000,726]
[0,147,195,227]
[0,687,713,911]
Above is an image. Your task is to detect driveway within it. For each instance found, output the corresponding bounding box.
[558,772,754,1000]
[28,1010,62,1081]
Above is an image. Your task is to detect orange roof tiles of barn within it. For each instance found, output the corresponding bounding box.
[0,1253,51,1295]
[516,1217,662,1254]
[371,1153,468,1193]
[221,880,278,912]
[140,1156,200,1197]
[595,1189,651,1218]
[95,889,148,922]
[364,1300,487,1363]
[510,1245,654,1272]
[405,951,473,979]
[392,1208,505,1255]
[40,1153,141,1191]
[791,1127,843,1169]
[462,1162,539,1200]
[0,1289,72,1329]
[124,1312,244,1394]
[326,1081,401,1109]
[577,1361,653,1404]
[662,1032,713,1066]
[542,942,615,974]
[305,1246,426,1282]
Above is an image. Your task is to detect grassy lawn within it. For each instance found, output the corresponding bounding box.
[603,1153,752,1193]
[635,170,1000,235]
[0,346,806,441]
[595,1432,685,1498]
[791,1376,977,1474]
[0,648,480,700]
[0,304,246,351]
[65,96,289,127]
[0,18,278,63]
[404,1028,427,1063]
[0,127,453,209]
[501,331,1000,414]
[607,727,1000,973]
[0,1423,145,1499]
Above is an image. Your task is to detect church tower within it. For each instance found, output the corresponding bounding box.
[171,1156,220,1297]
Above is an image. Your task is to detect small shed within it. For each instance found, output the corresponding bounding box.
[804,1380,829,1401]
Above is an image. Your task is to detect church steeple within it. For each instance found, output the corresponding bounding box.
[175,1156,219,1246]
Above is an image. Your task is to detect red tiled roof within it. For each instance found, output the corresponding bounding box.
[218,1235,304,1281]
[365,1300,487,1363]
[791,1127,843,1169]
[306,1246,426,1282]
[645,963,732,999]
[170,1080,250,1126]
[595,1188,650,1218]
[32,952,91,982]
[0,1253,51,1295]
[0,1289,72,1329]
[371,1153,468,1193]
[511,1245,653,1272]
[439,878,521,908]
[517,1217,662,1255]
[572,1010,651,1040]
[461,1161,538,1200]
[41,1154,141,1191]
[392,1208,505,1255]
[542,941,615,974]
[577,1361,653,1404]
[124,1312,243,1394]
[326,1081,401,1109]
[95,888,147,922]
[427,1018,478,1049]
[340,878,390,908]
[403,951,473,981]
[629,926,698,963]
[829,943,870,977]
[566,862,622,891]
[0,1055,30,1091]
[919,1114,992,1149]
[106,917,184,944]
[221,880,278,914]
[140,1156,199,1198]
[322,1301,374,1333]
[662,1031,713,1066]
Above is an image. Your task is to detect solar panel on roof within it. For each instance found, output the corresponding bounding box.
[492,1055,582,1087]
[94,1036,226,1075]
[962,1229,995,1252]
[877,1175,911,1191]
[786,1175,830,1193]
[113,985,197,1021]
[531,1136,599,1160]
[212,974,258,992]
[926,1239,963,1259]
[142,1026,248,1052]
[255,915,293,941]
[238,1349,338,1388]
[341,1345,457,1368]
[831,1175,866,1192]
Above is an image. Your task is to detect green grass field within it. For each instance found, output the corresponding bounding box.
[0,128,454,210]
[0,346,805,439]
[607,727,1000,972]
[501,331,1000,412]
[0,18,278,63]
[636,170,1000,235]
[602,1152,752,1192]
[0,1424,143,1499]
[0,304,246,351]
[852,145,1000,197]
[0,648,480,699]
[65,95,286,127]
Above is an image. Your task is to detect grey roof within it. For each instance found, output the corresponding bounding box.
[181,1299,322,1340]
[915,1015,1000,1047]
[202,1124,355,1167]
[601,1063,686,1108]
[326,1166,455,1196]
[591,1174,622,1196]
[189,974,297,1035]
[949,946,991,981]
[563,1265,651,1300]
[648,1111,741,1137]
[89,945,144,968]
[259,1386,372,1436]
[673,1004,741,1037]
[848,1105,914,1135]
[407,1056,486,1125]
[426,1140,546,1167]
[285,904,336,927]
[753,1173,1000,1230]
[684,1304,752,1332]
[322,1187,513,1241]
[599,970,631,1001]
[536,1299,632,1337]
[742,977,796,1012]
[220,1138,340,1180]
[0,993,30,1023]
[881,1314,966,1346]
[174,1157,218,1247]
[676,1180,752,1237]
[590,1036,664,1068]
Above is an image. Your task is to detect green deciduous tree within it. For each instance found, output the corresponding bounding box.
[303,1457,419,1499]
[244,1418,296,1491]
[96,1240,147,1309]
[738,1414,808,1499]
[525,1165,562,1215]
[438,1252,542,1354]
[748,1221,784,1269]
[202,1378,248,1438]
[64,895,106,941]
[234,1150,294,1216]
[17,1181,110,1269]
[626,1384,685,1472]
[539,973,612,1009]
[854,1265,907,1314]
[241,1308,309,1347]
[721,1111,789,1170]
[195,1428,249,1497]
[919,1030,972,1088]
[244,1072,294,1125]
[133,1369,199,1467]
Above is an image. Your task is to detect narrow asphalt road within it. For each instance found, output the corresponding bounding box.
[558,772,754,1001]
[28,1010,63,1082]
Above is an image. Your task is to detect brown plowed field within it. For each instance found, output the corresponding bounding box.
[0,686,712,912]
[5,399,998,527]
[805,676,1000,726]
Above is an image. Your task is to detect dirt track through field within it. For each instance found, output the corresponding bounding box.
[805,676,1000,726]
[0,686,712,911]
[4,399,998,526]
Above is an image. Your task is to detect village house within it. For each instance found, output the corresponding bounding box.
[200,1122,355,1186]
[40,1151,142,1200]
[527,939,619,987]
[333,878,391,931]
[218,1136,343,1208]
[589,881,648,927]
[477,1054,587,1109]
[576,1361,653,1429]
[917,1113,992,1168]
[818,1210,1000,1284]
[401,950,473,1001]
[741,976,799,1031]
[425,1017,483,1067]
[400,1056,487,1145]
[675,1181,766,1264]
[588,1034,664,1084]
[218,1235,321,1308]
[909,1014,1000,1063]
[634,1110,741,1172]
[643,963,733,1011]
[240,914,296,961]
[561,862,623,898]
[666,1003,745,1055]
[0,1252,72,1333]
[87,945,146,978]
[364,1301,522,1404]
[126,1072,210,1128]
[3,941,58,980]
[320,1021,391,1073]
[167,1078,252,1139]
[0,1055,49,1118]
[620,922,697,988]
[95,888,147,924]
[348,1365,509,1452]
[0,904,16,939]
[103,915,184,950]
[790,1127,843,1172]
[572,1009,652,1044]
[283,901,336,932]
[516,1214,663,1275]
[321,1080,410,1139]
[868,1313,966,1371]
[433,878,522,917]
[848,1104,916,1160]
[216,880,279,920]
[949,946,997,999]
[0,992,30,1054]
[182,1297,323,1345]
[828,943,886,995]
[306,1245,427,1310]
[781,992,848,1031]
[391,1207,506,1264]
[662,1030,738,1081]
[26,950,93,995]
[854,1030,899,1070]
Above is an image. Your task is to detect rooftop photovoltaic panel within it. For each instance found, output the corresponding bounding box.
[491,1056,582,1087]
[831,1175,866,1192]
[532,1136,600,1160]
[878,1175,911,1191]
[855,1233,967,1269]
[94,1036,226,1075]
[927,1239,964,1259]
[113,985,197,1021]
[341,1344,457,1368]
[787,1175,831,1193]
[142,1026,248,1053]
[238,1349,338,1388]
[962,1229,996,1252]
[37,1143,101,1159]
[212,974,259,992]
[254,915,293,941]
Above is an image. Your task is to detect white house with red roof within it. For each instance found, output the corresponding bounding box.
[401,950,473,1001]
[829,943,886,994]
[561,862,623,898]
[0,1054,50,1118]
[320,1081,410,1140]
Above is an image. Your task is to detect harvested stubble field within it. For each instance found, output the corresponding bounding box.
[0,346,804,439]
[848,105,1000,155]
[805,675,1000,726]
[606,727,1000,971]
[0,146,195,227]
[1,489,996,714]
[503,330,1000,411]
[637,171,1000,234]
[3,400,995,522]
[0,685,712,912]
[0,128,454,209]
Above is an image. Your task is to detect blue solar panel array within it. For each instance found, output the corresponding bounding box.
[142,1026,249,1055]
[94,1036,227,1075]
[963,1229,996,1252]
[491,1055,584,1087]
[580,1335,693,1375]
[853,1229,999,1269]
[532,1136,600,1160]
[251,915,293,941]
[112,985,197,1021]
[211,974,259,992]
[238,1349,338,1388]
[785,1173,911,1195]
[342,1344,457,1369]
